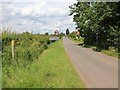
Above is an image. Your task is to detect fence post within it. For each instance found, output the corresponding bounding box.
[11,40,15,61]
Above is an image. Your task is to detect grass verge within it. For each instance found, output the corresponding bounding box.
[3,39,85,88]
[70,38,118,58]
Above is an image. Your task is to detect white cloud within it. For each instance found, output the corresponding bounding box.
[20,1,68,17]
[21,7,33,16]
[2,0,76,34]
[0,3,2,24]
[1,0,76,3]
[2,3,20,16]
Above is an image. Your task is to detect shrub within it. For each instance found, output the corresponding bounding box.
[2,32,49,67]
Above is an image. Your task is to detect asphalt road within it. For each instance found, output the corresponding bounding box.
[63,38,118,88]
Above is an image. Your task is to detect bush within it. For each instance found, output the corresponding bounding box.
[2,32,50,67]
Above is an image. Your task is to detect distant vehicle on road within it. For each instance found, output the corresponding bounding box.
[49,37,59,42]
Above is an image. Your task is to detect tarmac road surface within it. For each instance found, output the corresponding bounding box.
[63,38,118,88]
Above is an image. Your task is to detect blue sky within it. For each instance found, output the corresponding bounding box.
[1,0,77,34]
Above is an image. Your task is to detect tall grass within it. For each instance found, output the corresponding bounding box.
[2,31,50,87]
[2,32,50,64]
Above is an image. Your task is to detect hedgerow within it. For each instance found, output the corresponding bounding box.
[2,31,50,67]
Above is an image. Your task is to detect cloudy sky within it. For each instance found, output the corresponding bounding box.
[1,0,77,34]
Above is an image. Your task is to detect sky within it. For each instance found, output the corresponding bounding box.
[1,0,77,34]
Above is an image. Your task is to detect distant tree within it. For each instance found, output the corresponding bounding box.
[60,32,65,36]
[66,29,70,35]
[23,32,30,34]
[68,31,77,38]
[45,32,49,35]
[58,32,65,39]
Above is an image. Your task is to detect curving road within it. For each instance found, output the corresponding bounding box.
[63,38,118,88]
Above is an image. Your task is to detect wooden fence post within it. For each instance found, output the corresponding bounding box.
[11,40,15,61]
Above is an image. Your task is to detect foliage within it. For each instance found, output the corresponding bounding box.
[68,31,78,38]
[66,28,70,36]
[2,32,49,68]
[2,39,85,88]
[69,2,120,50]
[59,32,65,37]
[45,32,49,35]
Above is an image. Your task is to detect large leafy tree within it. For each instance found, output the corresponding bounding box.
[69,2,120,49]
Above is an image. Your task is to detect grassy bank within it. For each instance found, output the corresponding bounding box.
[70,38,118,58]
[3,39,85,88]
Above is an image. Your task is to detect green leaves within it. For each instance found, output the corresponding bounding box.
[69,2,119,49]
[66,28,70,36]
[2,32,50,66]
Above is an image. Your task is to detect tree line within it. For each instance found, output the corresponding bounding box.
[69,2,120,50]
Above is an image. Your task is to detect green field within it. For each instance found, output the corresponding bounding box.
[3,39,85,88]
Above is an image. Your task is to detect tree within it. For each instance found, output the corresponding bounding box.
[69,2,119,49]
[45,32,49,36]
[66,29,70,35]
[60,32,65,36]
[68,31,77,39]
